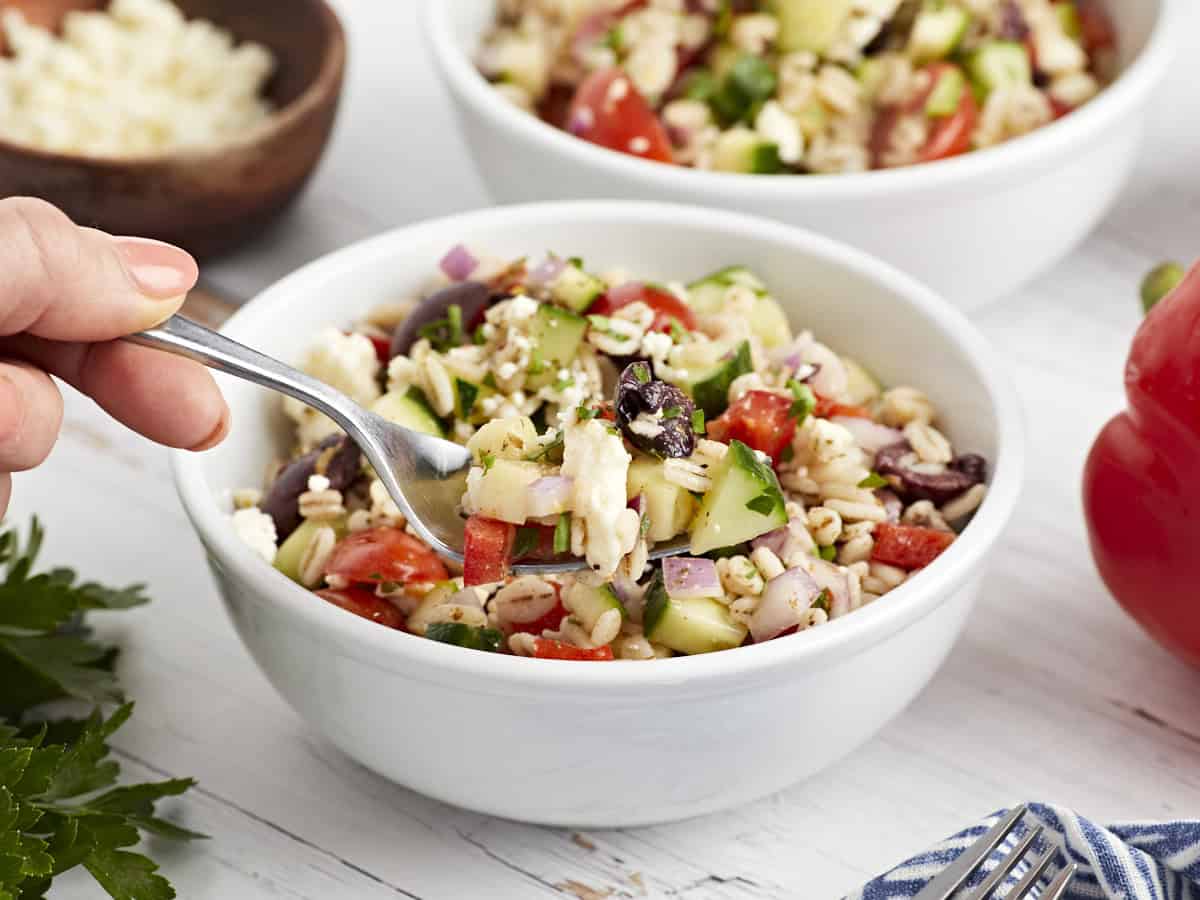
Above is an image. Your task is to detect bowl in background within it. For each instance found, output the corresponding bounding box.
[424,0,1176,310]
[172,202,1024,826]
[0,0,346,258]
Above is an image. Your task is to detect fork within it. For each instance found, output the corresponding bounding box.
[914,805,1079,900]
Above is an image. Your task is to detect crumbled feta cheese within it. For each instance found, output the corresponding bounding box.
[561,421,634,576]
[507,295,539,321]
[497,361,520,381]
[629,413,666,439]
[755,100,804,165]
[231,508,277,564]
[307,474,331,493]
[640,330,674,361]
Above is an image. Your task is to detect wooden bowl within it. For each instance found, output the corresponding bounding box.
[0,0,346,258]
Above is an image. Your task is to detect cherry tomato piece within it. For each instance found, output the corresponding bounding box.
[707,391,797,464]
[325,527,449,586]
[589,282,697,333]
[871,523,956,570]
[567,68,674,164]
[463,516,514,587]
[316,587,407,630]
[532,638,615,661]
[814,398,874,420]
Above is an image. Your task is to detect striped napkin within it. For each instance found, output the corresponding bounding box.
[848,803,1200,899]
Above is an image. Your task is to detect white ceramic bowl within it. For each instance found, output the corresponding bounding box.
[423,0,1176,311]
[173,202,1024,827]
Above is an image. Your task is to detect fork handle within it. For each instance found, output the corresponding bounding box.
[126,315,359,434]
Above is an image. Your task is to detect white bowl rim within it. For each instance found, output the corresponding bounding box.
[421,0,1178,197]
[172,201,1025,694]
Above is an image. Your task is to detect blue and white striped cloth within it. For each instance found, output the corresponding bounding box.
[849,804,1200,900]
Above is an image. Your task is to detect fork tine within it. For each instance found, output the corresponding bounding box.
[1009,850,1055,900]
[914,805,1029,900]
[964,825,1045,900]
[1040,863,1079,900]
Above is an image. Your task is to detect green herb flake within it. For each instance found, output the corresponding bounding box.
[603,24,623,51]
[567,256,584,268]
[691,409,706,434]
[417,303,465,353]
[812,588,832,614]
[787,380,817,422]
[858,472,888,490]
[662,405,683,420]
[512,527,540,560]
[818,545,837,562]
[669,320,686,342]
[745,494,778,516]
[481,453,496,472]
[482,372,498,389]
[553,375,575,391]
[576,406,600,421]
[632,362,651,384]
[553,514,571,555]
[527,349,548,376]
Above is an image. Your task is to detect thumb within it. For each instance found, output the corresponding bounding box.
[0,197,198,342]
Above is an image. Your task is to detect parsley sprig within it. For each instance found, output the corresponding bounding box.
[0,519,201,900]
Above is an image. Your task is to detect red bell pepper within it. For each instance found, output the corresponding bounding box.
[1083,262,1200,666]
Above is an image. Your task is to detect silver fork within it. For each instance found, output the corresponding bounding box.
[128,315,691,574]
[915,805,1079,900]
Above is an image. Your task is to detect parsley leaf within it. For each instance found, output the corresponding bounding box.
[553,515,571,555]
[818,545,837,562]
[481,453,496,472]
[417,302,464,352]
[858,472,888,489]
[691,409,706,435]
[745,494,778,516]
[787,380,816,422]
[0,520,201,900]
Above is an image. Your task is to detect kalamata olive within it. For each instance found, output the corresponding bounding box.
[389,281,492,359]
[615,361,697,459]
[875,441,986,506]
[997,0,1030,40]
[261,435,363,540]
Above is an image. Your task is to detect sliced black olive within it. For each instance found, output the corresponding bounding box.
[615,361,697,459]
[261,435,363,540]
[875,441,987,506]
[389,281,492,359]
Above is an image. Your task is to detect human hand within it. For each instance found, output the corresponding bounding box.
[0,197,230,516]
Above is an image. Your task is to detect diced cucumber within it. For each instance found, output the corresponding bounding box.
[690,440,787,554]
[688,341,753,418]
[748,296,791,350]
[841,357,882,406]
[425,622,504,652]
[776,0,853,54]
[966,41,1032,96]
[471,458,544,524]
[712,128,784,174]
[687,265,767,314]
[467,416,539,463]
[925,65,966,116]
[453,377,482,420]
[1054,2,1082,40]
[908,2,971,63]
[274,517,347,584]
[530,304,588,367]
[643,574,748,654]
[549,263,606,313]
[564,581,625,633]
[711,55,777,125]
[371,387,445,438]
[628,457,698,543]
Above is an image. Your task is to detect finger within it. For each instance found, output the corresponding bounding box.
[1,337,229,452]
[0,197,199,343]
[0,473,10,519]
[0,358,64,471]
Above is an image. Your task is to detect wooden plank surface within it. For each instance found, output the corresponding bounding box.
[11,1,1200,898]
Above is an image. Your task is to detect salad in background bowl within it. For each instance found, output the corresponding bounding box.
[173,202,1022,825]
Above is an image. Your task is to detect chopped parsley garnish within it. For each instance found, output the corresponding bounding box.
[482,372,498,389]
[602,25,623,52]
[512,526,540,559]
[692,409,706,434]
[812,588,832,614]
[553,374,575,391]
[576,406,601,421]
[663,405,683,420]
[787,379,817,422]
[631,362,651,384]
[567,256,584,268]
[668,319,687,342]
[528,432,565,463]
[858,472,888,489]
[417,303,464,352]
[640,511,651,538]
[745,494,778,516]
[473,324,488,345]
[818,545,837,562]
[553,514,571,554]
[481,453,496,472]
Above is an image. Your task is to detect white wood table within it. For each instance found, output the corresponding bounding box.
[14,3,1200,897]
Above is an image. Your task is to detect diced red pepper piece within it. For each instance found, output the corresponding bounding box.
[463,516,514,586]
[706,391,797,464]
[871,523,956,570]
[325,527,448,586]
[532,638,615,661]
[316,587,407,630]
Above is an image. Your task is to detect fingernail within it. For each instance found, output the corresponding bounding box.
[114,237,199,300]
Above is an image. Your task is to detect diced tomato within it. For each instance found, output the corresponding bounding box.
[589,281,697,333]
[532,638,615,661]
[706,391,797,464]
[567,68,674,164]
[316,587,407,630]
[814,397,873,420]
[871,523,956,570]
[515,594,568,637]
[325,527,449,587]
[871,63,977,167]
[463,516,514,586]
[1076,0,1116,52]
[368,334,391,364]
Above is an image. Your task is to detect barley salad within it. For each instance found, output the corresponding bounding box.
[476,0,1115,175]
[232,246,989,660]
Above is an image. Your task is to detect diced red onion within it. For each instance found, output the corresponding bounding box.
[832,416,904,455]
[878,489,902,523]
[751,526,788,557]
[525,476,574,519]
[752,517,815,565]
[770,332,812,367]
[806,558,850,619]
[528,256,566,289]
[750,567,820,642]
[662,557,722,600]
[439,244,478,282]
